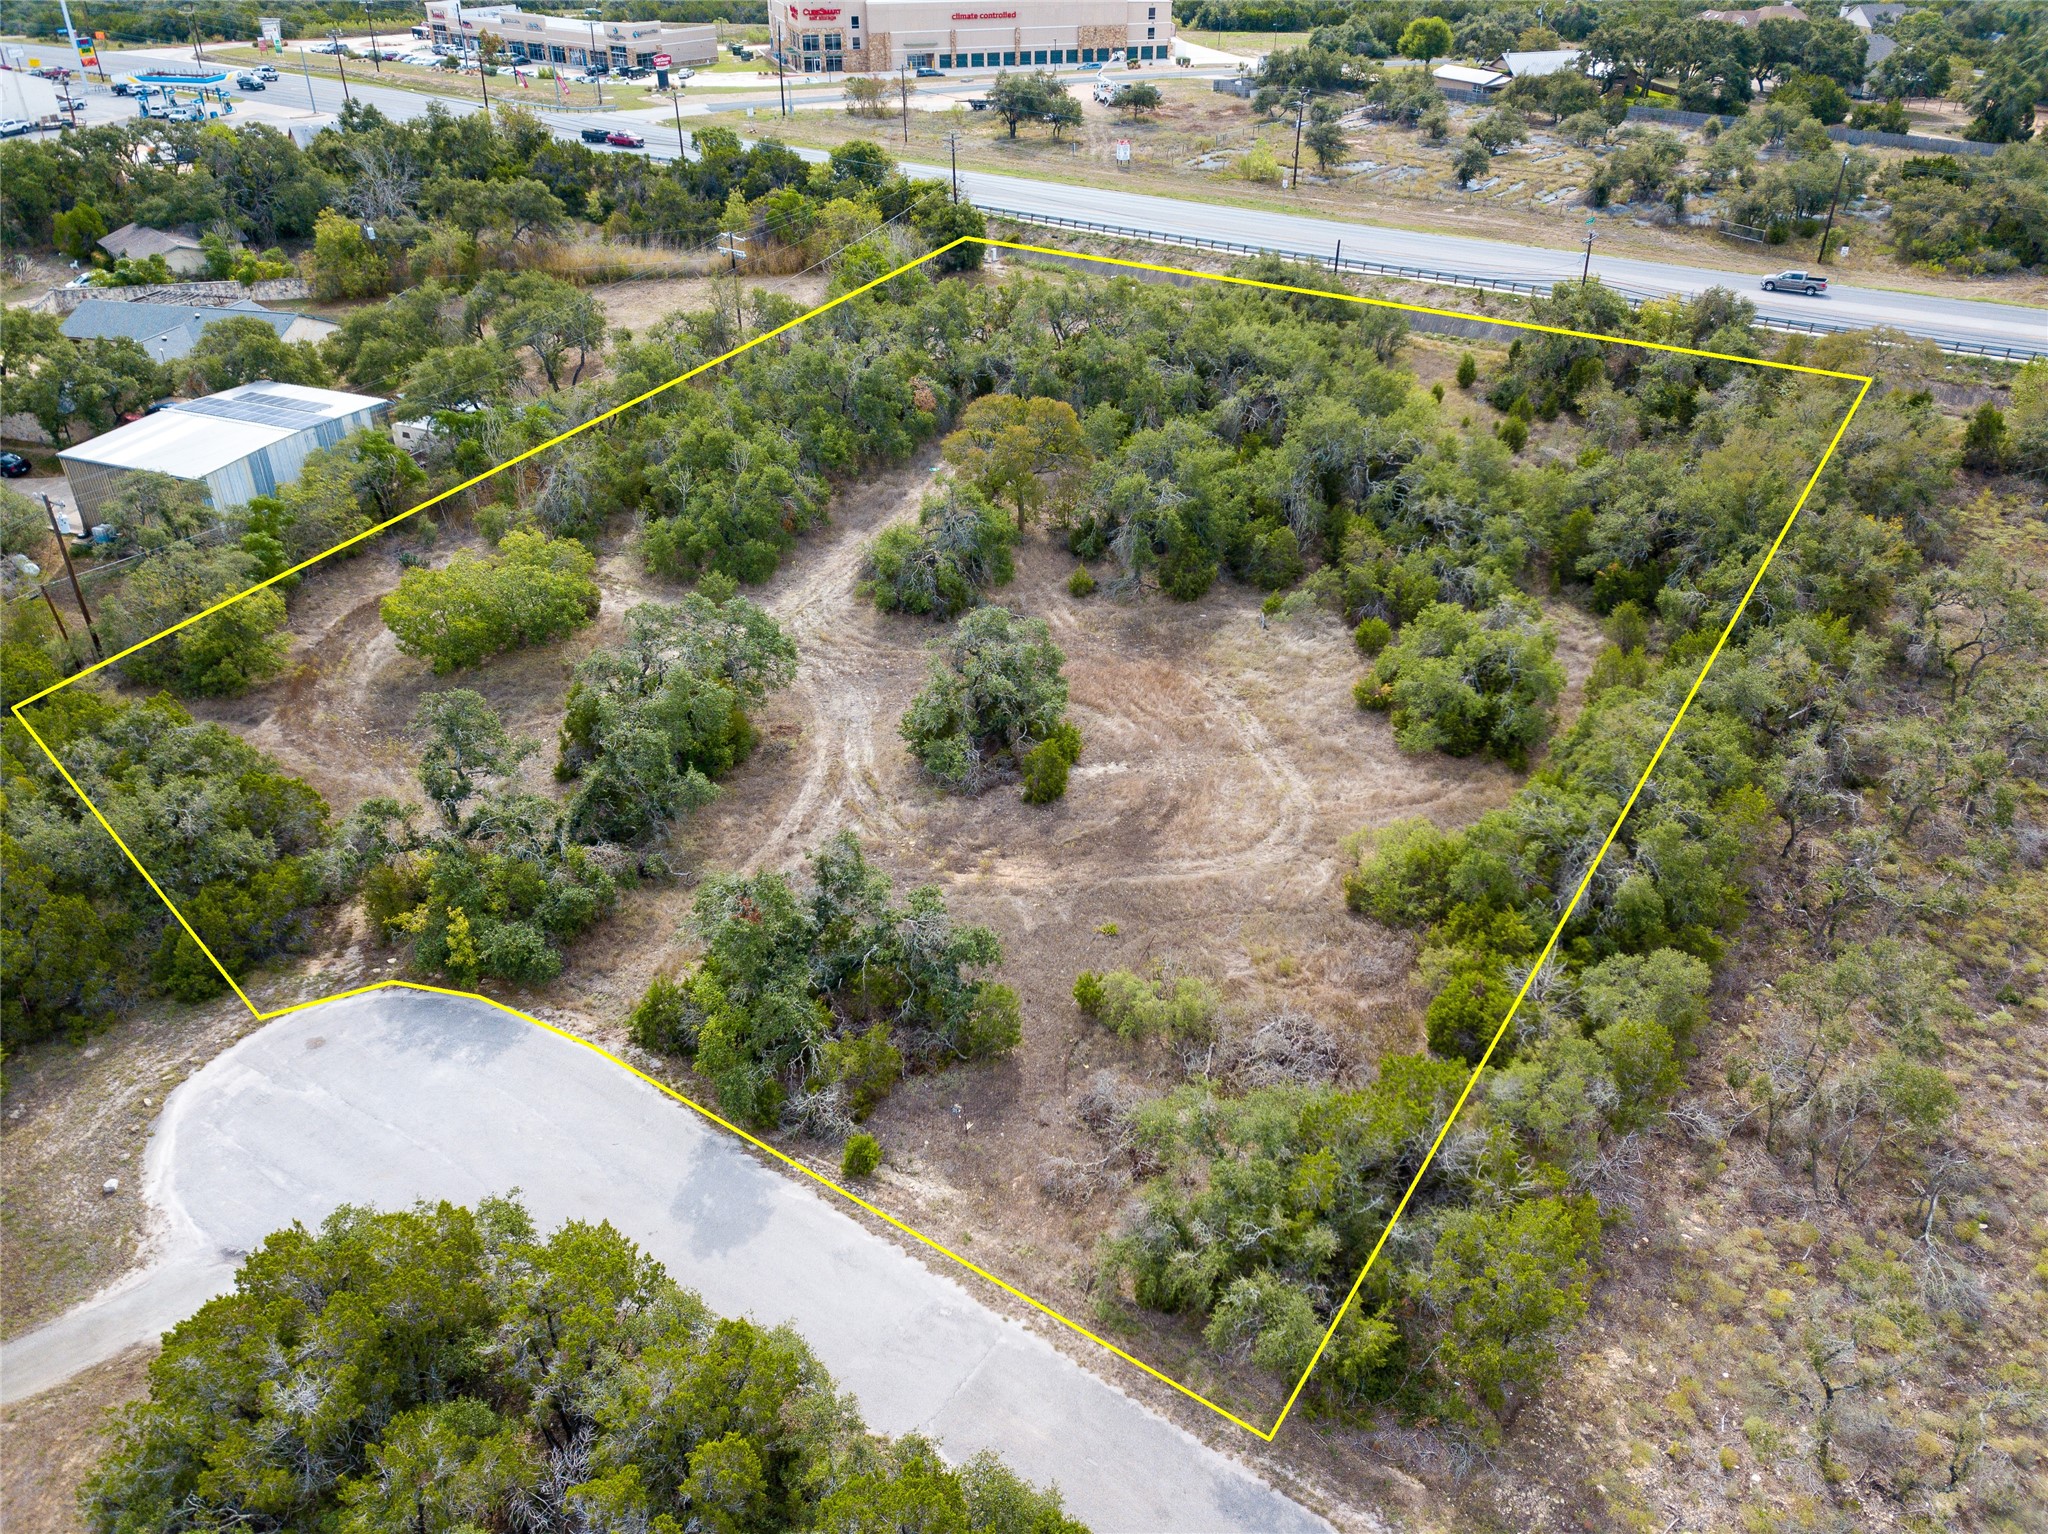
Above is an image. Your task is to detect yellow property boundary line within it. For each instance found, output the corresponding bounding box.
[9,236,1873,1442]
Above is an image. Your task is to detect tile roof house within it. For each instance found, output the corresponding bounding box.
[95,223,214,276]
[60,298,338,363]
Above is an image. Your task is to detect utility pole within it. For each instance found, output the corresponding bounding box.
[772,12,788,116]
[1332,239,1341,272]
[944,129,961,202]
[43,495,101,659]
[37,577,76,656]
[585,15,603,106]
[900,61,910,143]
[332,30,353,104]
[186,3,204,63]
[476,34,490,115]
[1580,213,1595,286]
[1816,152,1849,264]
[1290,93,1307,191]
[364,2,382,73]
[674,90,686,159]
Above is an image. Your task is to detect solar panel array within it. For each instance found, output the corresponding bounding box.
[172,389,338,429]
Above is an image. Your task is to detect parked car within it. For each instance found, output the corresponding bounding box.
[110,80,135,95]
[309,40,349,54]
[235,73,266,90]
[0,452,33,478]
[166,104,205,123]
[915,65,942,77]
[1762,270,1827,296]
[0,118,31,137]
[1076,61,1102,72]
[580,124,611,142]
[605,129,645,147]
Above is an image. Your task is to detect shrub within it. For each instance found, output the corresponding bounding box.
[1353,616,1392,656]
[861,483,1017,619]
[824,1023,903,1119]
[1019,719,1084,804]
[842,1132,883,1179]
[1961,403,2008,472]
[1068,565,1097,597]
[901,606,1075,793]
[381,530,599,673]
[628,974,694,1053]
[1497,415,1529,452]
[1074,968,1218,1043]
[1457,352,1478,389]
[1425,950,1518,1061]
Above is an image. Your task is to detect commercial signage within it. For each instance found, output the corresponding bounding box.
[652,51,671,66]
[801,7,841,17]
[951,10,1018,17]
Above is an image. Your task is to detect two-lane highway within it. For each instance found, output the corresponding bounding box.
[90,46,2048,356]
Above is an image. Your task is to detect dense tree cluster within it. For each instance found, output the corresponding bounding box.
[358,691,618,986]
[1355,598,1564,767]
[1226,2,2043,267]
[558,582,797,845]
[629,834,1021,1127]
[1,690,339,1042]
[381,530,601,673]
[900,606,1081,799]
[81,1197,1084,1533]
[862,482,1019,619]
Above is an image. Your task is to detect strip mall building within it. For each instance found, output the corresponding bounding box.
[776,0,1173,74]
[421,4,718,71]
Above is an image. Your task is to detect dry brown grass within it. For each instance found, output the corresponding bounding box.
[0,1347,151,1534]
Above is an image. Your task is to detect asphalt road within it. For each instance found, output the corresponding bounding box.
[0,990,1329,1534]
[94,46,2046,357]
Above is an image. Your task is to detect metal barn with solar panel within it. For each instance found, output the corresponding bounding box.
[58,381,391,523]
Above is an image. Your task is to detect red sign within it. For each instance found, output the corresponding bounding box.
[801,6,840,16]
[951,10,1018,17]
[652,51,671,66]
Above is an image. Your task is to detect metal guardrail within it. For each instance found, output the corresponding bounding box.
[978,205,2048,361]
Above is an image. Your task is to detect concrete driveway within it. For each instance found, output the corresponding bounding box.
[0,989,1329,1534]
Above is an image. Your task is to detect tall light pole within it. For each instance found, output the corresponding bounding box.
[54,0,85,77]
[1815,152,1849,264]
[301,44,317,109]
[585,12,603,105]
[900,61,910,143]
[945,129,961,202]
[1580,213,1595,286]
